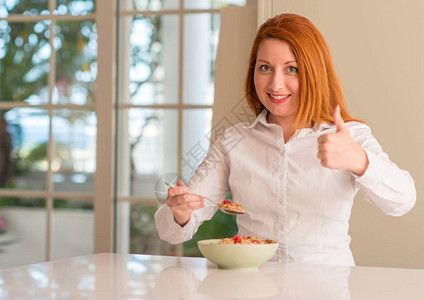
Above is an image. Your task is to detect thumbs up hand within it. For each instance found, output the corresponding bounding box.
[317,106,369,176]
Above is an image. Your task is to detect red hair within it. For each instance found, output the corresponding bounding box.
[244,14,361,132]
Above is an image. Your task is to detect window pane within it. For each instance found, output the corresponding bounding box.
[184,0,211,9]
[0,21,50,104]
[52,110,96,193]
[55,0,95,16]
[124,15,179,105]
[0,1,48,17]
[182,109,212,180]
[184,0,246,9]
[212,0,246,8]
[51,198,93,260]
[183,13,219,105]
[116,109,178,198]
[3,108,48,190]
[53,20,97,105]
[129,0,179,11]
[0,197,46,269]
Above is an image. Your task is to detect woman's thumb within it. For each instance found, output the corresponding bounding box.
[333,105,348,133]
[176,179,187,187]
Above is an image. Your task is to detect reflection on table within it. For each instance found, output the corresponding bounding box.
[0,253,423,299]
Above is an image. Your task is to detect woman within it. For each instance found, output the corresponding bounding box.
[154,14,416,266]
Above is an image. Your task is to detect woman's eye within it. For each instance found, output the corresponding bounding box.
[259,65,270,72]
[287,66,298,73]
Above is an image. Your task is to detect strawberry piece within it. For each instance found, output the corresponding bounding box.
[232,235,242,243]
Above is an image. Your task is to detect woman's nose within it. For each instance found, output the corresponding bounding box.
[268,72,285,91]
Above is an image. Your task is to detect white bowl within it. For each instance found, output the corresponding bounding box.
[197,239,278,269]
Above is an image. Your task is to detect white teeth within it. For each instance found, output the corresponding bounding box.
[270,94,289,100]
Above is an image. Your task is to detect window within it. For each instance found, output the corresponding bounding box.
[115,0,245,256]
[0,0,247,268]
[0,0,96,268]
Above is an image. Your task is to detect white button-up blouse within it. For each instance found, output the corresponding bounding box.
[154,109,416,266]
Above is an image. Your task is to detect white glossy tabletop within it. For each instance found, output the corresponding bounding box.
[0,253,423,299]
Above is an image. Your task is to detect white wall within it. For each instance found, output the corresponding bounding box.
[212,6,257,143]
[270,0,424,268]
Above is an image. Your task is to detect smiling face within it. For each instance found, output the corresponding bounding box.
[254,38,300,130]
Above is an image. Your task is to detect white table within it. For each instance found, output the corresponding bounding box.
[0,253,423,299]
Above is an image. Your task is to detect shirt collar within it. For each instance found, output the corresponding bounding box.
[245,109,269,129]
[245,109,332,134]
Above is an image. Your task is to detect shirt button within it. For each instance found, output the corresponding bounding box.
[280,150,285,156]
[279,174,284,180]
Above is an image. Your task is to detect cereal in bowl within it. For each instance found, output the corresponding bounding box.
[218,235,276,245]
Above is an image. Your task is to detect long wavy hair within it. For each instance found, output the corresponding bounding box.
[244,14,361,132]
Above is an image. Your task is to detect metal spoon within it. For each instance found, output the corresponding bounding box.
[163,181,246,215]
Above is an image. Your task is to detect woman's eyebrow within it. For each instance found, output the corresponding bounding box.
[256,59,298,65]
[256,59,270,64]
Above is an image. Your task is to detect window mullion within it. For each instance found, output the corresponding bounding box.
[115,0,133,254]
[174,0,185,257]
[45,0,56,260]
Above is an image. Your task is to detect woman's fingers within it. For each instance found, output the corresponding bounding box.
[168,193,205,227]
[165,180,207,226]
[167,180,190,201]
[168,185,190,198]
[166,193,185,207]
[175,199,205,210]
[167,192,203,207]
[316,129,368,175]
